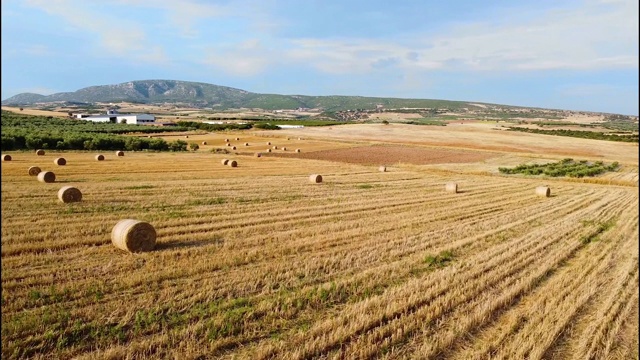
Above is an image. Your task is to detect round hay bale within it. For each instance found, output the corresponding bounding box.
[54,157,66,166]
[309,174,323,183]
[536,186,551,197]
[379,166,386,172]
[202,141,207,145]
[298,137,302,140]
[231,146,237,150]
[266,149,272,153]
[58,186,82,203]
[28,166,42,176]
[445,182,458,193]
[95,154,105,161]
[228,160,238,167]
[225,138,230,142]
[282,147,287,151]
[296,149,301,153]
[235,137,240,141]
[185,135,189,138]
[255,152,262,157]
[226,143,231,147]
[36,149,45,156]
[37,171,56,183]
[116,151,124,156]
[2,154,11,161]
[221,159,229,165]
[111,219,157,253]
[267,141,271,145]
[244,142,249,146]
[273,145,278,150]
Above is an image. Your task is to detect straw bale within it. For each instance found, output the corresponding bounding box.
[296,149,301,153]
[111,219,156,252]
[445,182,458,193]
[244,142,249,146]
[235,137,240,141]
[379,166,386,172]
[54,157,66,166]
[28,166,42,176]
[228,160,238,167]
[536,186,551,197]
[255,152,262,157]
[36,149,45,156]
[2,154,11,161]
[202,141,207,145]
[37,171,56,183]
[309,174,323,183]
[116,151,125,156]
[58,186,82,203]
[221,159,229,165]
[232,146,237,150]
[95,154,105,161]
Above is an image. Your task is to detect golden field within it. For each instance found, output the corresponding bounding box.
[1,122,638,359]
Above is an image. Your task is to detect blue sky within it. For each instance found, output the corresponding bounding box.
[1,0,638,115]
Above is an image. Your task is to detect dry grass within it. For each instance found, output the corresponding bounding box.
[1,125,637,360]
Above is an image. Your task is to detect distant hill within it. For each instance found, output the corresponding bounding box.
[1,79,490,112]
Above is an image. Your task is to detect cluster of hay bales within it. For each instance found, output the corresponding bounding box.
[111,219,156,253]
[37,171,56,183]
[54,157,66,166]
[2,154,12,161]
[58,186,82,203]
[309,174,323,183]
[36,149,45,156]
[95,154,105,161]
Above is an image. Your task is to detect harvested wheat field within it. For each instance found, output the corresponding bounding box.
[1,125,638,360]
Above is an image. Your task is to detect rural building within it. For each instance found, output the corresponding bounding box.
[74,109,156,125]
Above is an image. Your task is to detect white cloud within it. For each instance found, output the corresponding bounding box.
[24,0,169,65]
[270,0,638,74]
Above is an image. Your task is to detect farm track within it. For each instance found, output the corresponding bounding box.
[2,150,638,359]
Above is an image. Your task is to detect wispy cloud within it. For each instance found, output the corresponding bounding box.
[24,0,169,65]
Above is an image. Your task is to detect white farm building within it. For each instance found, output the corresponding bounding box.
[75,109,156,125]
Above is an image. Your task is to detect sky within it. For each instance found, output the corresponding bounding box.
[1,0,638,115]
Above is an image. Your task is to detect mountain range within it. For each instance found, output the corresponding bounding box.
[2,79,497,112]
